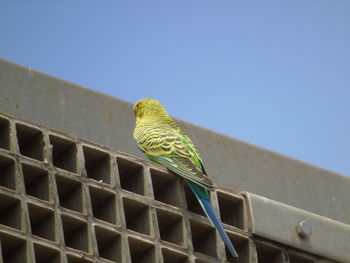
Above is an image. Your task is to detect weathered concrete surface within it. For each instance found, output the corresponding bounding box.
[244,192,350,263]
[1,58,349,225]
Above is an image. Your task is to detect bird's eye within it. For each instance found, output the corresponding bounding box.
[133,104,139,114]
[133,103,144,118]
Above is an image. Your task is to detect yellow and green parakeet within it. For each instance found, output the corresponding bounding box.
[132,98,238,259]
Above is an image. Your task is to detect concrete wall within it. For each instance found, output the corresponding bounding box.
[1,58,349,226]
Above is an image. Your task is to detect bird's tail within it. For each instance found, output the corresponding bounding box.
[187,181,238,259]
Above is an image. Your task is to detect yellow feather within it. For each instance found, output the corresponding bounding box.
[133,98,200,160]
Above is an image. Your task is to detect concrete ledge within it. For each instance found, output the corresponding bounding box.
[1,58,349,225]
[243,192,350,263]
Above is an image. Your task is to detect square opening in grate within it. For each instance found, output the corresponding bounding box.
[0,233,27,263]
[151,168,182,207]
[34,242,60,263]
[117,157,144,195]
[156,208,184,246]
[89,186,117,224]
[50,135,77,173]
[162,248,189,263]
[28,203,56,241]
[289,253,314,263]
[217,192,244,230]
[190,220,217,258]
[16,123,44,161]
[184,184,205,216]
[0,193,22,230]
[67,254,94,263]
[22,163,50,201]
[0,155,16,190]
[123,197,151,236]
[128,237,155,263]
[256,242,283,263]
[0,117,11,150]
[95,225,122,262]
[83,146,111,184]
[62,215,89,253]
[56,174,83,213]
[226,233,249,263]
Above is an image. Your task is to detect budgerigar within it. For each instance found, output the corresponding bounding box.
[132,98,238,259]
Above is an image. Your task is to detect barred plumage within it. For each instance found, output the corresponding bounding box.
[132,98,238,258]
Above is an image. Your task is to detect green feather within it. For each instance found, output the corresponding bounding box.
[187,180,210,200]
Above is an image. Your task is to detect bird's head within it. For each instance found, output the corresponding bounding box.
[133,98,167,120]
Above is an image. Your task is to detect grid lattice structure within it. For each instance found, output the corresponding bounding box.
[0,112,337,263]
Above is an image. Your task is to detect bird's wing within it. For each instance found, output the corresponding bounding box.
[156,155,213,190]
[135,125,193,158]
[164,119,206,171]
[135,124,213,190]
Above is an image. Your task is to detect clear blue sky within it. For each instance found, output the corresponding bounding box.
[1,1,349,176]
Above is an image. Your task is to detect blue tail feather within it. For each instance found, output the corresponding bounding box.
[187,182,238,259]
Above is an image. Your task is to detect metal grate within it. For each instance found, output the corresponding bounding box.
[15,123,44,161]
[56,174,84,214]
[0,233,27,263]
[50,135,77,173]
[28,202,56,242]
[156,208,184,246]
[0,117,11,151]
[34,242,61,263]
[95,225,122,262]
[0,112,339,263]
[0,193,22,231]
[117,157,145,196]
[0,156,16,191]
[255,242,284,263]
[22,164,51,201]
